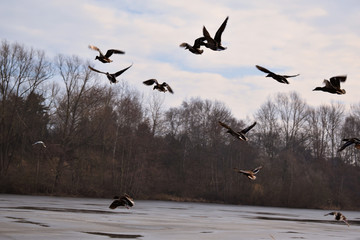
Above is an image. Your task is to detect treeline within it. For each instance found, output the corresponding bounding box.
[1,40,360,209]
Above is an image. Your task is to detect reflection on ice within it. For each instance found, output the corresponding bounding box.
[0,194,359,240]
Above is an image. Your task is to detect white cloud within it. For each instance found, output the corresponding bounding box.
[1,0,360,120]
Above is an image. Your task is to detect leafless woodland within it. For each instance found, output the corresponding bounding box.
[1,40,360,209]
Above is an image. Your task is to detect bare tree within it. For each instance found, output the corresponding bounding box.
[0,40,52,176]
[275,92,309,150]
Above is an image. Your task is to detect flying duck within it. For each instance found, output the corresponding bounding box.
[179,37,206,55]
[32,141,46,148]
[88,45,125,63]
[255,65,299,84]
[202,16,229,51]
[324,211,349,227]
[313,75,347,94]
[234,166,263,180]
[143,79,174,94]
[218,121,256,141]
[109,194,135,209]
[89,64,132,84]
[338,138,360,152]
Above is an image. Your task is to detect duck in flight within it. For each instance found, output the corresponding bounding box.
[324,211,349,227]
[255,65,299,84]
[143,79,174,94]
[202,16,229,51]
[32,141,46,148]
[234,166,263,180]
[180,37,206,55]
[89,64,132,84]
[88,45,125,63]
[338,138,360,152]
[313,75,347,94]
[218,121,256,141]
[109,194,134,209]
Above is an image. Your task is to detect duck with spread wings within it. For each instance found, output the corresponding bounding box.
[313,75,347,94]
[143,79,174,94]
[255,65,299,84]
[89,64,132,84]
[202,16,229,51]
[88,45,125,63]
[218,121,256,141]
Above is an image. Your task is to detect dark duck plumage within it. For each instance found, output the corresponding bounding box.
[89,64,132,84]
[218,121,256,141]
[234,166,262,180]
[313,75,347,94]
[338,138,360,152]
[143,79,174,94]
[202,16,229,51]
[179,37,206,55]
[256,65,299,84]
[88,45,125,63]
[324,211,349,227]
[109,194,135,209]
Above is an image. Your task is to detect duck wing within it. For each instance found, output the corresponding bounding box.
[114,64,133,77]
[109,199,123,209]
[193,37,206,48]
[203,26,216,44]
[241,122,257,134]
[256,65,274,75]
[219,121,235,133]
[330,75,347,89]
[338,139,355,152]
[88,45,104,56]
[143,79,158,86]
[89,66,106,75]
[283,74,300,78]
[252,166,262,175]
[214,16,229,44]
[105,49,125,58]
[164,82,174,94]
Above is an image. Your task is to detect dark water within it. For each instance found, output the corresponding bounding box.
[0,194,359,240]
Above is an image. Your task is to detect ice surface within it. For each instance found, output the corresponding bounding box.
[0,194,359,240]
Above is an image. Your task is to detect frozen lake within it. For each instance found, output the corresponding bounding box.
[0,194,359,240]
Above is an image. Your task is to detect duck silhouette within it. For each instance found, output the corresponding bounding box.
[256,65,299,84]
[180,37,206,55]
[234,166,262,180]
[324,211,349,227]
[202,16,229,51]
[109,194,134,209]
[89,64,132,84]
[32,141,46,148]
[219,121,256,141]
[88,45,125,63]
[143,79,174,94]
[313,75,347,94]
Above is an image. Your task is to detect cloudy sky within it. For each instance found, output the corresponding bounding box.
[1,0,360,119]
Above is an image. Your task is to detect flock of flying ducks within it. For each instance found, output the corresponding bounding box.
[32,16,358,228]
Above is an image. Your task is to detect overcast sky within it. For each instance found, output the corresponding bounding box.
[1,0,360,119]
